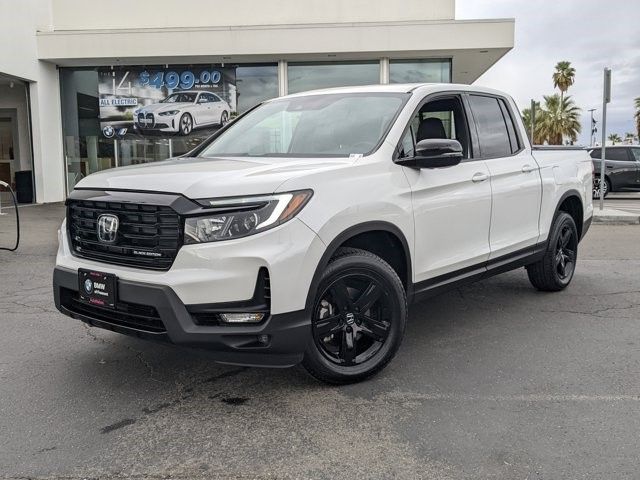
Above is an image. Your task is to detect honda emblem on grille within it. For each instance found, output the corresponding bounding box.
[97,214,119,243]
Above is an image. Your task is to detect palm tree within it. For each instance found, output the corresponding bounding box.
[635,97,640,140]
[521,101,545,144]
[608,133,622,145]
[536,94,582,145]
[552,61,576,104]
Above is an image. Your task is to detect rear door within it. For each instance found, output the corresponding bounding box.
[591,147,638,190]
[466,94,542,259]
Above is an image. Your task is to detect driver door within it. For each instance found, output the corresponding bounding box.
[398,94,492,286]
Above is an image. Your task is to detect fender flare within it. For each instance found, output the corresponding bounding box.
[550,188,584,239]
[304,221,413,313]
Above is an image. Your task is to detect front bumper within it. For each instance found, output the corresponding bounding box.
[53,267,310,367]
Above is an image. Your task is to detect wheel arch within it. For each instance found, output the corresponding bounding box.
[554,189,584,240]
[305,222,413,312]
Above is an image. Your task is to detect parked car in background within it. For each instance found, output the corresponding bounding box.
[134,91,230,136]
[54,84,593,384]
[590,145,640,198]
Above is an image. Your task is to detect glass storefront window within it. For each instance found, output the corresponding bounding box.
[287,61,380,94]
[60,63,278,192]
[389,59,451,84]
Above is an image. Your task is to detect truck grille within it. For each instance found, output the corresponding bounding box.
[67,199,182,270]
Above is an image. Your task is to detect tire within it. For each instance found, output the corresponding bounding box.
[302,248,407,384]
[526,212,579,292]
[178,113,193,136]
[592,176,610,199]
[219,111,229,126]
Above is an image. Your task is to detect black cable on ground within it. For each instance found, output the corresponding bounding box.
[0,181,20,252]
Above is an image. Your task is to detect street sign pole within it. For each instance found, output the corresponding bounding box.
[599,68,611,211]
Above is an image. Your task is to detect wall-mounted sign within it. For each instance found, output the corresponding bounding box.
[98,66,237,140]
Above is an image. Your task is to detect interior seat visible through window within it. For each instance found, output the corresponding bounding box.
[398,96,470,159]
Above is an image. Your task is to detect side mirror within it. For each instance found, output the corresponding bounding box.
[398,138,464,168]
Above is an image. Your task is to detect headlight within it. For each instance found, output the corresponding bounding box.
[184,190,313,244]
[158,110,179,116]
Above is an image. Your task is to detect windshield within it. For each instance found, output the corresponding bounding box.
[162,92,197,103]
[199,92,409,158]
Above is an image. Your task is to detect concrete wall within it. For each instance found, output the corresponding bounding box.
[0,0,64,203]
[50,0,455,30]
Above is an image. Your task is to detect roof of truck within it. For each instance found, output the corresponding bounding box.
[281,83,508,98]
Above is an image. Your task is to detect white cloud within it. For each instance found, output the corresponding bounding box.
[456,0,640,144]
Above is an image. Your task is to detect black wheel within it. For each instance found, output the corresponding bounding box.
[526,212,578,292]
[302,248,407,384]
[220,111,229,126]
[592,176,610,199]
[178,113,193,136]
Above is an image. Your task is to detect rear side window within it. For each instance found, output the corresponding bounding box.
[606,148,633,161]
[468,95,512,158]
[632,149,640,162]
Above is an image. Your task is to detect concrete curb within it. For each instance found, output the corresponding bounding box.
[592,208,640,225]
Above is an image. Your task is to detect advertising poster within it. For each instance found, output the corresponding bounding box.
[98,66,237,140]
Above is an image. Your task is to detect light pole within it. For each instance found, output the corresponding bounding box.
[599,68,611,211]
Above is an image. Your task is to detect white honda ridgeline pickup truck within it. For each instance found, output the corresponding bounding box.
[54,84,593,384]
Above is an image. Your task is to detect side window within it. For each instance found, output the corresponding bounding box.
[468,95,512,158]
[606,148,633,162]
[397,95,470,159]
[498,99,521,154]
[210,94,221,103]
[398,128,415,158]
[198,94,211,104]
[632,148,640,162]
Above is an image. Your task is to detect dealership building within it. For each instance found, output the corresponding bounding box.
[0,0,513,204]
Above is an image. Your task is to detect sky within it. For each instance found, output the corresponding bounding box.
[456,0,640,145]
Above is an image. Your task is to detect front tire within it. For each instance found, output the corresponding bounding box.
[526,212,578,292]
[302,248,407,384]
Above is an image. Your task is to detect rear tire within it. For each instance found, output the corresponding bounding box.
[302,248,407,384]
[526,212,578,292]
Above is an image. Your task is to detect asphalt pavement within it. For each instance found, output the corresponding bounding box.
[1,204,640,479]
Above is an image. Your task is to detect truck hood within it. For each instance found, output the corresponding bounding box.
[75,156,355,198]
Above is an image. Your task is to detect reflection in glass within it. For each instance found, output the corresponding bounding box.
[235,65,278,113]
[389,60,451,84]
[288,62,379,94]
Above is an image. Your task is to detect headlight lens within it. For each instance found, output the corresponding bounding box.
[158,110,179,116]
[184,190,313,244]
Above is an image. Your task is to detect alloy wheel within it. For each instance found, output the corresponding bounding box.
[312,272,392,366]
[555,224,576,280]
[180,115,193,135]
[593,177,607,198]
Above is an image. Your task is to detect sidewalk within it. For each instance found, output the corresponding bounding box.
[592,207,640,225]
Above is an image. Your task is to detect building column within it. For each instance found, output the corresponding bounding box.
[380,57,390,84]
[278,60,288,96]
[29,61,66,203]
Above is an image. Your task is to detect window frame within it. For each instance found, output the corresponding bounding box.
[465,93,525,160]
[393,92,476,163]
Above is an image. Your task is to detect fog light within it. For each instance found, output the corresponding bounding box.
[219,313,265,323]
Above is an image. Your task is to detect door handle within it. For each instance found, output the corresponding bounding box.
[521,164,537,173]
[472,172,489,183]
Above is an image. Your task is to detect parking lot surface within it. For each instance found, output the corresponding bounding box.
[1,204,640,479]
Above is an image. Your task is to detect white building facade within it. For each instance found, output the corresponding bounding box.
[0,0,514,203]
